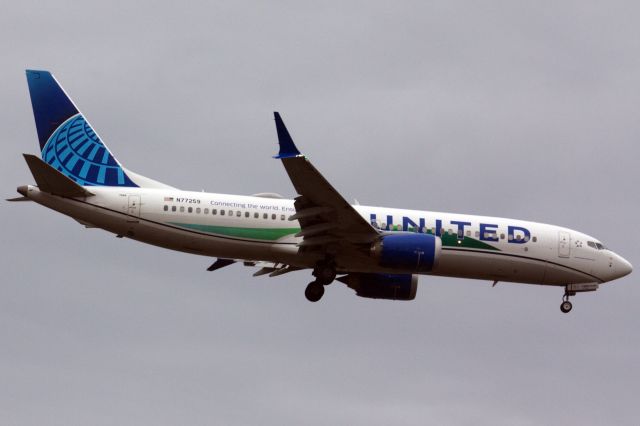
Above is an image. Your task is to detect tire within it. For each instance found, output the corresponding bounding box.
[305,282,325,302]
[560,301,573,313]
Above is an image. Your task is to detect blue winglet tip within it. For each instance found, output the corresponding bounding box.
[273,112,302,159]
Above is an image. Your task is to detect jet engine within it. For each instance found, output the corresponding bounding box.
[338,273,418,300]
[371,233,441,272]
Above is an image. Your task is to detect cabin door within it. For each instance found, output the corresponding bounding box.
[558,231,571,258]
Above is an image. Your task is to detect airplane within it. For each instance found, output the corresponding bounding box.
[9,70,632,313]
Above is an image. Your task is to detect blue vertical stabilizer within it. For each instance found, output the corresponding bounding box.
[25,70,138,187]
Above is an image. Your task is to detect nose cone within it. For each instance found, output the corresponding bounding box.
[600,253,633,283]
[617,255,633,279]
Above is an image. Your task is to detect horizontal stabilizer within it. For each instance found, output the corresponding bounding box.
[23,154,94,197]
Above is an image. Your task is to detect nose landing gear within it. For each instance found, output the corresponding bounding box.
[560,298,573,313]
[560,288,575,313]
[558,283,599,313]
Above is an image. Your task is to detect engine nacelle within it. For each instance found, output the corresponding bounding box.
[371,233,441,272]
[339,273,418,300]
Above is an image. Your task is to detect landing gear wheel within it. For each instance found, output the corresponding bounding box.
[305,282,325,302]
[560,300,573,313]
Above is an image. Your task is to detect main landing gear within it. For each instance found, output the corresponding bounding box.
[305,260,337,302]
[560,288,575,313]
[305,282,325,302]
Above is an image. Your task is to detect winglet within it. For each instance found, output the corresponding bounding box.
[273,112,302,158]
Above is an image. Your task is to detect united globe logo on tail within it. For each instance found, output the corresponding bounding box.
[41,113,136,187]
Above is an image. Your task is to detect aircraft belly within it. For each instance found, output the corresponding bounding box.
[120,219,305,265]
[542,262,595,285]
[434,249,547,284]
[27,190,306,266]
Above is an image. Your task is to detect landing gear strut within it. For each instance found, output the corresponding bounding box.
[560,290,574,313]
[313,260,337,285]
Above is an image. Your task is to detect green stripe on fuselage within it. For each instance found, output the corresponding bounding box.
[168,222,300,241]
[412,227,499,251]
[170,222,500,249]
[439,233,499,250]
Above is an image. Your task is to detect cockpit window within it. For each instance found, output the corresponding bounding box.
[587,241,607,250]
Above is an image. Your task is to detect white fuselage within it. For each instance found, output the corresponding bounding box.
[20,185,631,288]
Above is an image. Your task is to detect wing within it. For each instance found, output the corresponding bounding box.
[273,112,379,257]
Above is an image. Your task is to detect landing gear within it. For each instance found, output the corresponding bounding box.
[560,290,574,313]
[560,300,573,313]
[313,260,337,285]
[305,260,336,302]
[305,281,325,302]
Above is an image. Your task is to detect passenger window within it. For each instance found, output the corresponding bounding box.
[221,210,225,216]
[245,211,250,218]
[254,212,259,218]
[281,214,285,220]
[272,214,276,220]
[163,205,168,211]
[228,210,233,216]
[204,208,209,214]
[263,213,268,219]
[171,206,176,212]
[466,230,471,237]
[212,209,217,215]
[500,233,505,240]
[196,208,201,214]
[180,206,185,213]
[188,207,193,213]
[236,211,241,217]
[532,236,537,243]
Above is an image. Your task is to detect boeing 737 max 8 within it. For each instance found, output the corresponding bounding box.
[9,70,632,313]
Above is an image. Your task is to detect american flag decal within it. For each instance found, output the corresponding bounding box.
[164,196,174,202]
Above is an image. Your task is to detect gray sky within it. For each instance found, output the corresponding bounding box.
[1,1,639,425]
